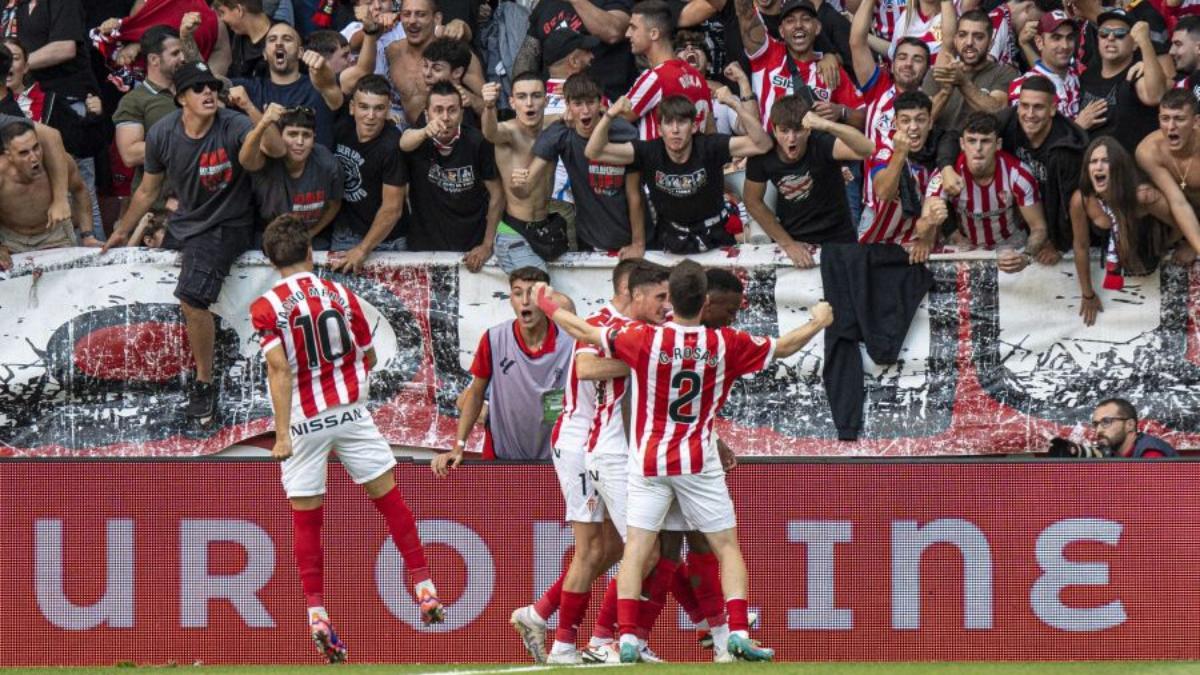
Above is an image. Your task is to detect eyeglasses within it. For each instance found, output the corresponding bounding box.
[1091,416,1130,429]
[1098,27,1130,40]
[187,82,217,94]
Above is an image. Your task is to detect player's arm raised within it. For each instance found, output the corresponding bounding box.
[773,301,833,359]
[433,375,487,477]
[532,282,605,345]
[265,346,295,461]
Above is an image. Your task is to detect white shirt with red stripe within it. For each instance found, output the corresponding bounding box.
[1008,61,1080,117]
[988,5,1018,67]
[861,144,934,243]
[251,271,373,421]
[551,303,631,455]
[861,68,899,146]
[748,36,864,130]
[874,0,908,43]
[926,150,1040,248]
[601,321,775,477]
[626,58,713,140]
[889,2,954,56]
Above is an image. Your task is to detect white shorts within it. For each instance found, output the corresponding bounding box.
[281,403,397,498]
[553,445,605,523]
[626,470,736,534]
[588,451,629,540]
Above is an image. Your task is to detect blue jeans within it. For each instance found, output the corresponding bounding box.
[329,224,407,252]
[68,100,104,240]
[844,162,863,231]
[494,231,547,273]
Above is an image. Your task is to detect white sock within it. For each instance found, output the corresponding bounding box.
[710,622,730,652]
[550,640,575,654]
[414,579,436,597]
[638,639,647,650]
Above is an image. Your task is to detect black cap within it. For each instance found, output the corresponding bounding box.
[779,0,818,20]
[1096,8,1134,27]
[544,29,601,66]
[173,61,223,97]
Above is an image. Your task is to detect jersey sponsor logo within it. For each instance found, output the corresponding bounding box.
[654,168,707,197]
[197,148,233,192]
[770,74,831,100]
[336,145,368,202]
[289,406,365,437]
[428,164,477,193]
[776,172,815,202]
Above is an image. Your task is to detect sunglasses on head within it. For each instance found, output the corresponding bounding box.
[287,106,316,117]
[1098,27,1130,39]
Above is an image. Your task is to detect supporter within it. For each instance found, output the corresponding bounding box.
[399,80,503,269]
[0,44,15,117]
[340,0,404,78]
[924,111,1050,271]
[386,0,484,125]
[113,26,186,199]
[1073,0,1171,74]
[330,75,408,269]
[93,2,226,81]
[673,31,739,134]
[890,0,954,57]
[1135,89,1200,260]
[1008,11,1081,119]
[228,23,342,150]
[987,0,1043,70]
[743,95,873,267]
[586,93,772,253]
[519,73,648,256]
[850,0,931,146]
[923,9,1017,130]
[7,0,98,103]
[180,7,233,76]
[0,119,93,269]
[241,105,343,242]
[1170,17,1200,98]
[131,209,170,249]
[405,36,483,125]
[432,266,574,465]
[622,0,712,139]
[483,77,568,273]
[305,27,379,95]
[514,0,634,102]
[213,0,274,78]
[1072,137,1181,326]
[102,61,271,421]
[543,29,599,118]
[669,0,736,77]
[1090,398,1178,458]
[1078,13,1166,154]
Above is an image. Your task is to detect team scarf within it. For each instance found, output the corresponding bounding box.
[431,126,461,156]
[1098,199,1125,291]
[311,0,336,28]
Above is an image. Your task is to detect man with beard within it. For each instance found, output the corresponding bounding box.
[1009,11,1082,119]
[924,9,1017,130]
[743,95,873,267]
[1135,89,1200,260]
[386,0,484,125]
[213,0,273,79]
[1170,17,1200,99]
[230,23,344,149]
[623,0,712,140]
[484,75,568,273]
[851,0,931,146]
[1078,12,1167,154]
[1089,398,1177,458]
[114,26,186,199]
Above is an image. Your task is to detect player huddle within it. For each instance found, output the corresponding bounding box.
[251,212,832,664]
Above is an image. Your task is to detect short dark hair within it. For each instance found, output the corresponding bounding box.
[261,214,310,268]
[279,106,316,131]
[562,73,603,103]
[893,90,932,114]
[509,266,551,284]
[894,36,931,60]
[0,118,35,149]
[428,79,460,101]
[512,71,546,89]
[633,0,675,39]
[1018,74,1056,98]
[668,259,707,318]
[1176,15,1200,38]
[658,94,695,124]
[1161,88,1199,113]
[673,29,708,53]
[0,43,11,81]
[770,94,809,130]
[958,9,994,36]
[305,30,348,58]
[628,261,670,293]
[353,74,392,99]
[140,25,180,57]
[403,0,440,12]
[213,0,265,13]
[423,36,471,73]
[612,257,642,294]
[1097,397,1138,423]
[706,268,743,296]
[962,111,1000,137]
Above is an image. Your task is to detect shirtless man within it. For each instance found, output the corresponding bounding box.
[385,0,485,125]
[483,75,565,272]
[1136,88,1200,261]
[0,120,91,269]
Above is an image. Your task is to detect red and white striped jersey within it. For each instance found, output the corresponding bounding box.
[545,78,567,117]
[889,2,952,56]
[873,0,908,43]
[926,150,1040,248]
[748,36,863,130]
[601,321,775,477]
[626,59,713,140]
[551,303,631,455]
[251,271,374,421]
[861,68,899,147]
[861,144,934,244]
[1008,62,1081,117]
[988,5,1018,67]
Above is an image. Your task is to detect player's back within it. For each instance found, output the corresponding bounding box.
[251,272,374,420]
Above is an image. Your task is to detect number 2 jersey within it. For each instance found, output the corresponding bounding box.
[601,321,776,477]
[251,271,374,421]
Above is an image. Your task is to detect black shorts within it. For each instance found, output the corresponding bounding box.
[163,225,252,310]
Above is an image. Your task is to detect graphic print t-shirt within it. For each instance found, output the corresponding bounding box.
[744,132,855,243]
[334,116,407,240]
[252,144,345,228]
[144,108,255,238]
[405,125,499,252]
[632,133,731,226]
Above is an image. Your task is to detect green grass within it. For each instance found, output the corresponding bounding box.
[3,663,1200,675]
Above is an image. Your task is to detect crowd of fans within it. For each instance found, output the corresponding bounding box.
[0,0,1198,420]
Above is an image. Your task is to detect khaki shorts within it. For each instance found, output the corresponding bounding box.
[0,219,77,253]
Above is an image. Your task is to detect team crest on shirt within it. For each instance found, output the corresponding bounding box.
[776,172,814,202]
[876,147,893,163]
[750,335,767,347]
[198,148,233,192]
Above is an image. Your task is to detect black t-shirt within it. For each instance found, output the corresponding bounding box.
[405,125,499,251]
[234,75,337,149]
[229,32,267,79]
[1004,116,1073,189]
[1079,63,1159,155]
[333,116,408,240]
[16,0,97,99]
[633,133,731,226]
[528,0,635,101]
[1181,72,1200,102]
[745,132,855,243]
[1081,2,1169,67]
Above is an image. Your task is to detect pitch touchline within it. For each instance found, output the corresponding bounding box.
[414,663,630,675]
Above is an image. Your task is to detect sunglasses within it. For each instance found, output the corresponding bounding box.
[287,105,316,117]
[1098,27,1129,39]
[187,82,218,94]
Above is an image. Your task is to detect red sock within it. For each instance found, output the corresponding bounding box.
[592,577,619,639]
[533,567,567,621]
[371,487,429,586]
[617,598,640,639]
[555,590,591,645]
[637,558,676,637]
[670,562,703,624]
[690,551,726,625]
[727,598,749,633]
[292,507,324,609]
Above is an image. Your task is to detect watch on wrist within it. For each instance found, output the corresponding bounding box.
[362,23,382,36]
[739,94,755,102]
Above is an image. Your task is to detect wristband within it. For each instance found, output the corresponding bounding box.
[1082,292,1096,300]
[362,23,382,36]
[739,94,756,102]
[535,285,561,317]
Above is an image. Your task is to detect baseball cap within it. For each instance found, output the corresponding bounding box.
[173,61,223,96]
[1038,10,1079,34]
[544,29,601,66]
[1097,8,1134,27]
[779,0,819,20]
